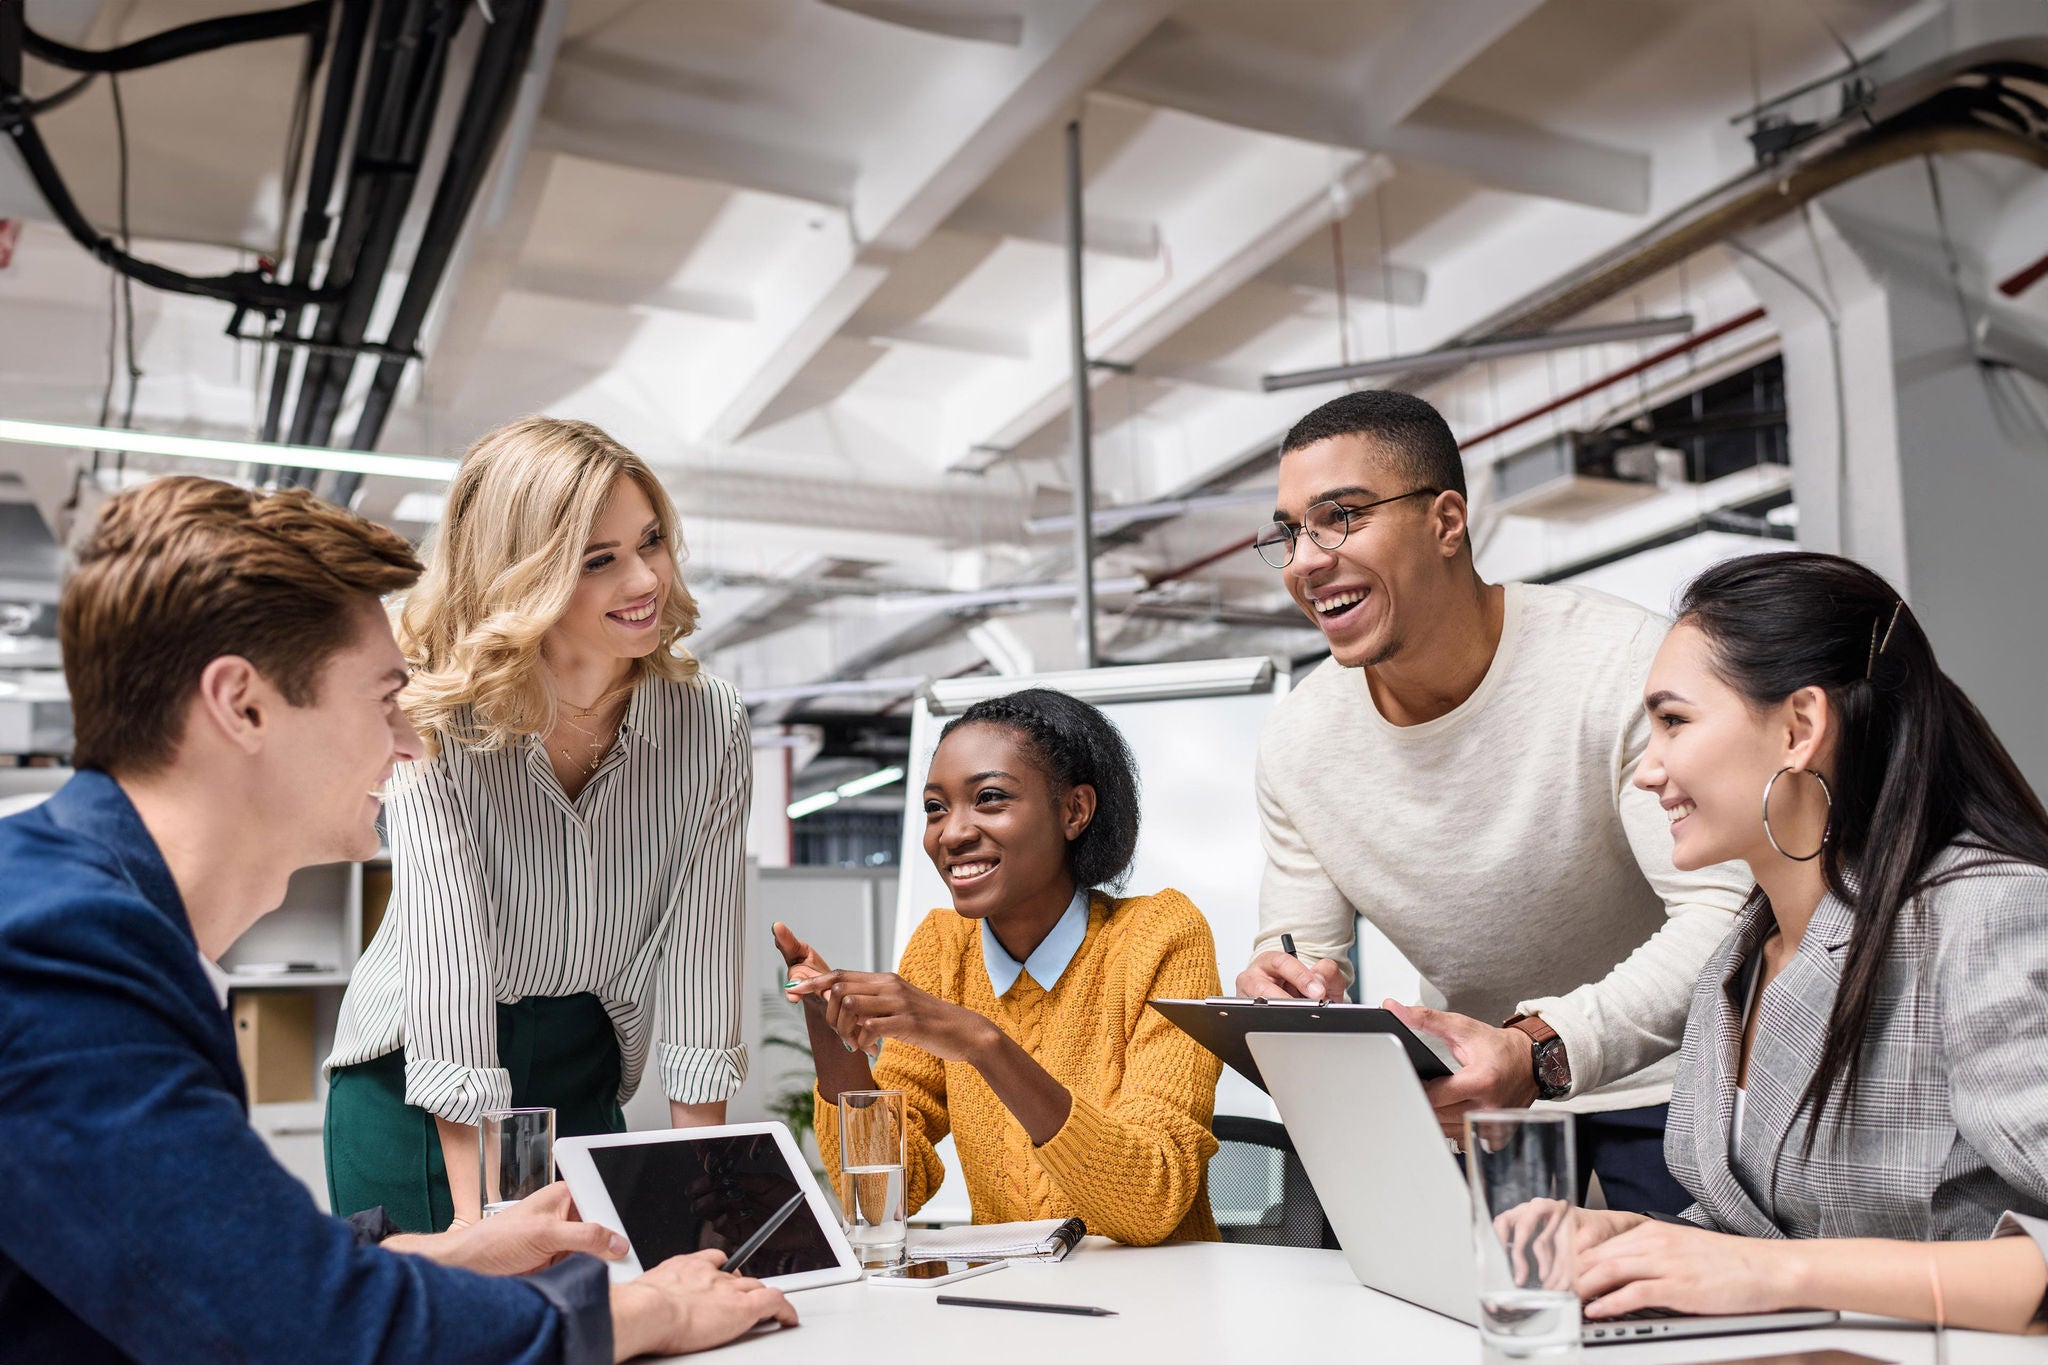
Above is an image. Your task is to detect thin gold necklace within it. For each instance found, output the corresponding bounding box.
[554,698,624,775]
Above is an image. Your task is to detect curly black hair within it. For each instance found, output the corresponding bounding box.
[939,687,1141,892]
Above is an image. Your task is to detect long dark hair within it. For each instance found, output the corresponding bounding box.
[941,688,1141,892]
[1677,551,2048,1139]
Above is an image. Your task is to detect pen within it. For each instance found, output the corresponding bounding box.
[938,1295,1117,1317]
[1280,933,1298,959]
[723,1191,807,1276]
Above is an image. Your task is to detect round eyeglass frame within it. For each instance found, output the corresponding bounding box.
[1254,487,1440,568]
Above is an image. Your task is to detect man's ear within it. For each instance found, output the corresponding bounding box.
[1434,490,1473,560]
[1063,783,1097,842]
[191,655,270,756]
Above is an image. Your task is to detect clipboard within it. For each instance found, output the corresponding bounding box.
[1148,997,1453,1093]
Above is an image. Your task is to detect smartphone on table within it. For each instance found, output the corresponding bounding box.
[866,1259,1006,1287]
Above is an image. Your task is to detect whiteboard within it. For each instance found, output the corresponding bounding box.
[890,657,1288,1159]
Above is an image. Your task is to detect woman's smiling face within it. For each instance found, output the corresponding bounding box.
[1635,620,1832,872]
[547,473,674,666]
[920,722,1092,921]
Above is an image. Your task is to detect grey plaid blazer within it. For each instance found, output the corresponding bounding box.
[1665,845,2048,1240]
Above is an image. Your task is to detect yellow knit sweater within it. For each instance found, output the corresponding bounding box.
[815,888,1222,1245]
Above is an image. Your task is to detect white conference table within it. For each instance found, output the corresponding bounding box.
[662,1240,2040,1365]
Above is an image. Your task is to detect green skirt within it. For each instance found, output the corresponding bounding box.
[325,993,627,1233]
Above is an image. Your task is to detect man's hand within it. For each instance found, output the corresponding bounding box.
[385,1182,628,1276]
[1236,950,1346,1001]
[785,970,995,1063]
[1383,1000,1541,1140]
[611,1248,798,1361]
[1577,1219,1795,1320]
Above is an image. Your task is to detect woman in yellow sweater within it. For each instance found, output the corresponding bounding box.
[773,687,1222,1245]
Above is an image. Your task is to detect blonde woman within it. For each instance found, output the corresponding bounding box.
[324,416,750,1233]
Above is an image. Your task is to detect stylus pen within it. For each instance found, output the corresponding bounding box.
[1280,933,1299,960]
[724,1191,807,1276]
[938,1295,1117,1317]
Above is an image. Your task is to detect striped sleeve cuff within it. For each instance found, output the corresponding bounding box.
[403,1055,513,1126]
[659,1041,747,1104]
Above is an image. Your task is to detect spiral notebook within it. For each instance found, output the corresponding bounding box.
[905,1217,1085,1263]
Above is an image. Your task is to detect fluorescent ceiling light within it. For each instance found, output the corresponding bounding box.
[0,419,460,483]
[873,575,1149,615]
[1261,315,1697,393]
[786,791,841,819]
[836,765,905,798]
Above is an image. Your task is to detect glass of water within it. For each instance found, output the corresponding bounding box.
[837,1088,907,1268]
[479,1106,555,1219]
[1467,1109,1581,1364]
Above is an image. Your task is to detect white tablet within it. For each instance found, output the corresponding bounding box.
[557,1122,863,1291]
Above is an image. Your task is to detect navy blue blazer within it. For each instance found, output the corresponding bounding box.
[0,771,608,1364]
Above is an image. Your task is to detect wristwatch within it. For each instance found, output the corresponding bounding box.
[1503,1013,1572,1102]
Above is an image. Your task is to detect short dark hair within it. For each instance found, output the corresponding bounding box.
[941,688,1141,892]
[61,476,423,774]
[1281,389,1466,499]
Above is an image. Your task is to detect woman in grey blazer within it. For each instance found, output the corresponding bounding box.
[1569,552,2048,1335]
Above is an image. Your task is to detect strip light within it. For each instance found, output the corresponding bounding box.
[0,419,460,482]
[785,764,908,819]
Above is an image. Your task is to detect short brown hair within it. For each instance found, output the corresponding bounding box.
[61,476,423,774]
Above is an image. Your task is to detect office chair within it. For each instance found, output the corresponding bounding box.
[1207,1115,1340,1249]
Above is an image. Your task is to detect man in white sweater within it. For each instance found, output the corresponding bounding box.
[1236,390,1749,1214]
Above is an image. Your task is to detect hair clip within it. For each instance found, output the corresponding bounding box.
[1867,600,1904,679]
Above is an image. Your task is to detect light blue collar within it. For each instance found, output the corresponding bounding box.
[981,888,1091,997]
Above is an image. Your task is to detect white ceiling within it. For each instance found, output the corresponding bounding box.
[0,0,1950,694]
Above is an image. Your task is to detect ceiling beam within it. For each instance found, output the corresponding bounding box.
[1258,256,1427,307]
[1375,97,1650,216]
[687,0,1184,447]
[1101,13,1649,214]
[815,0,1025,46]
[945,196,1161,260]
[509,260,757,321]
[534,47,859,205]
[845,313,1031,360]
[950,149,1394,458]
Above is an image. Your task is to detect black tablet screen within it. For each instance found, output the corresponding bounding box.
[587,1133,841,1277]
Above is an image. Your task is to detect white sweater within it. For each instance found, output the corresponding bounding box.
[1254,581,1751,1112]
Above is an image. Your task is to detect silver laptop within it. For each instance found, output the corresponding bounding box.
[1246,1031,1839,1345]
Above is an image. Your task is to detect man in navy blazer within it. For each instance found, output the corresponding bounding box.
[0,478,795,1363]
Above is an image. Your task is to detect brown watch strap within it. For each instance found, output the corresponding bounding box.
[1504,1013,1571,1093]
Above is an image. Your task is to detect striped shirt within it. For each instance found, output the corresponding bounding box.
[327,672,751,1125]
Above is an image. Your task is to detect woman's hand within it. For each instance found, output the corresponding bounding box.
[1577,1218,1798,1319]
[772,922,832,1001]
[786,970,996,1063]
[387,1182,628,1276]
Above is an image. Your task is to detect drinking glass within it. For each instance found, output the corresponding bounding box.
[837,1088,907,1267]
[480,1106,555,1218]
[1466,1109,1581,1364]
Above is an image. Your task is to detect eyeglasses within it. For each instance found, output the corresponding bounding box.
[1254,488,1440,568]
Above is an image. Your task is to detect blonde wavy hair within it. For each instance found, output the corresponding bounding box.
[397,416,700,757]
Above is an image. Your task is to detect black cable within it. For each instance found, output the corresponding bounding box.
[25,2,329,74]
[22,69,95,116]
[111,72,140,472]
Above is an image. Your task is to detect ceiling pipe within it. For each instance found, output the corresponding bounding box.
[1260,315,1697,393]
[335,0,545,500]
[1063,116,1099,669]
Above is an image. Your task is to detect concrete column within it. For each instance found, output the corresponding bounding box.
[1733,153,2048,785]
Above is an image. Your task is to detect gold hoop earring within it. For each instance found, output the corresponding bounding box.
[1762,766,1833,862]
